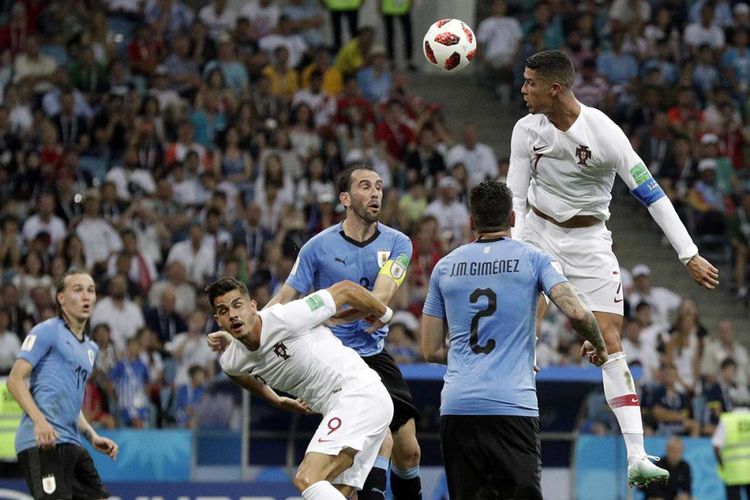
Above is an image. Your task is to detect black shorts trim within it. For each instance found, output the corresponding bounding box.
[17,443,109,500]
[440,415,542,500]
[362,349,420,431]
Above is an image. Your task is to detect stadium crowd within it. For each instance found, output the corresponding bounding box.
[0,0,747,442]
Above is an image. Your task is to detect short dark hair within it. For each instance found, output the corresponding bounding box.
[205,277,249,310]
[525,50,575,89]
[469,181,513,232]
[336,164,376,194]
[721,357,737,370]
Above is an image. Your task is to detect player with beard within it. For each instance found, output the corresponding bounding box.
[268,165,422,500]
[8,270,118,500]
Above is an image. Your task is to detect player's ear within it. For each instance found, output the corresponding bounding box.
[468,215,476,232]
[339,191,350,207]
[509,210,516,228]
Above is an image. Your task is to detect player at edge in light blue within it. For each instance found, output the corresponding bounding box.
[8,270,117,500]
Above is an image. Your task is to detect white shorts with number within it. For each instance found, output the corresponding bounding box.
[306,381,393,489]
[524,210,624,315]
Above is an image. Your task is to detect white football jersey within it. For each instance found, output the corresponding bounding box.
[219,290,380,414]
[508,102,646,229]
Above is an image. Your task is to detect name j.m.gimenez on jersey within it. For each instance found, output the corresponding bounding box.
[448,259,520,277]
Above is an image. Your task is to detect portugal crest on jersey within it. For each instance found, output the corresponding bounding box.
[377,251,390,268]
[576,145,592,167]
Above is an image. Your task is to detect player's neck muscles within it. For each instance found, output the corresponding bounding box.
[61,314,86,340]
[342,217,377,243]
[547,96,581,132]
[239,316,262,351]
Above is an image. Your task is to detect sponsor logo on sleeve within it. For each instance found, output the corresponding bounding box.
[305,294,324,311]
[21,335,36,352]
[629,163,651,186]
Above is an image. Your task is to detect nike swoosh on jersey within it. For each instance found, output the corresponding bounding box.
[318,438,334,443]
[533,145,547,152]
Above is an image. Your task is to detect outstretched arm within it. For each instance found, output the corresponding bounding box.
[227,373,313,414]
[548,282,608,366]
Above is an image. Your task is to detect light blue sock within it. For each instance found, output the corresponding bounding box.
[373,455,390,471]
[391,464,419,479]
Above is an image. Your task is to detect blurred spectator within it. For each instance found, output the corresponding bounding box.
[380,0,414,69]
[702,321,750,387]
[404,126,447,186]
[356,46,393,103]
[109,336,152,428]
[76,188,123,272]
[687,159,728,237]
[198,0,237,40]
[641,436,692,500]
[166,222,216,287]
[145,0,194,38]
[173,364,208,428]
[477,0,523,102]
[335,25,374,77]
[283,0,326,50]
[446,123,498,187]
[166,310,215,387]
[261,45,299,100]
[645,363,700,436]
[148,261,198,319]
[423,176,469,247]
[91,274,146,352]
[144,285,188,345]
[572,58,610,109]
[621,309,661,384]
[628,264,682,327]
[13,35,57,93]
[702,358,750,435]
[684,2,726,55]
[0,308,21,375]
[258,15,308,70]
[0,215,22,272]
[0,3,33,56]
[729,191,750,300]
[302,47,344,96]
[82,376,116,430]
[21,191,66,251]
[91,323,118,375]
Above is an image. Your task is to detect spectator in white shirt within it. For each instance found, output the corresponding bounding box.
[627,264,682,327]
[239,0,281,41]
[166,310,216,387]
[198,0,238,40]
[423,176,470,247]
[75,189,123,272]
[446,123,499,187]
[258,16,308,69]
[105,145,157,201]
[21,192,67,251]
[476,0,523,100]
[702,320,750,386]
[166,222,216,287]
[91,274,146,352]
[684,2,726,55]
[148,261,197,318]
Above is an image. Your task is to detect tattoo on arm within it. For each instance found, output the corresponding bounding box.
[549,283,605,350]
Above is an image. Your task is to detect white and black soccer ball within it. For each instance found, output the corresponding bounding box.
[422,18,477,72]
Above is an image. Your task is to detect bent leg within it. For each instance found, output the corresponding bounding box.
[391,418,422,499]
[295,449,355,498]
[359,430,391,500]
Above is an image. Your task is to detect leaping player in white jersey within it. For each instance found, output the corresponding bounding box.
[507,50,720,487]
[205,276,394,500]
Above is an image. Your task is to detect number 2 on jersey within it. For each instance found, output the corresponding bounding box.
[469,288,496,354]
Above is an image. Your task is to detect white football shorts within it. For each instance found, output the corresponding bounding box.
[306,380,393,489]
[524,209,624,315]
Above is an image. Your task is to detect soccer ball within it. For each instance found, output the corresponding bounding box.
[422,19,477,72]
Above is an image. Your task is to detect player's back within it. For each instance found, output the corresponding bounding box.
[426,237,565,417]
[286,222,412,356]
[15,318,98,452]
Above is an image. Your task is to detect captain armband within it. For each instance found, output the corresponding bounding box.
[378,253,410,286]
[629,163,666,207]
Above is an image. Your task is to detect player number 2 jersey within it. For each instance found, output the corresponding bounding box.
[423,237,567,417]
[219,290,380,414]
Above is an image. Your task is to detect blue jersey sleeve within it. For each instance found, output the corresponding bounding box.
[392,232,413,261]
[422,262,446,318]
[286,238,319,294]
[17,325,56,368]
[532,250,568,295]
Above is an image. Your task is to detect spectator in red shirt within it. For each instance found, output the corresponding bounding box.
[0,3,34,56]
[375,99,414,163]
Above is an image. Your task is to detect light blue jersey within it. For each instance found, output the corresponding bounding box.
[286,222,412,356]
[423,237,566,417]
[15,318,99,453]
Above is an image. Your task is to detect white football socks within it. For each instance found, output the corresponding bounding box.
[301,481,347,500]
[601,352,646,461]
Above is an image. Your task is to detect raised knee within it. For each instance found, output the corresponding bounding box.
[394,439,421,468]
